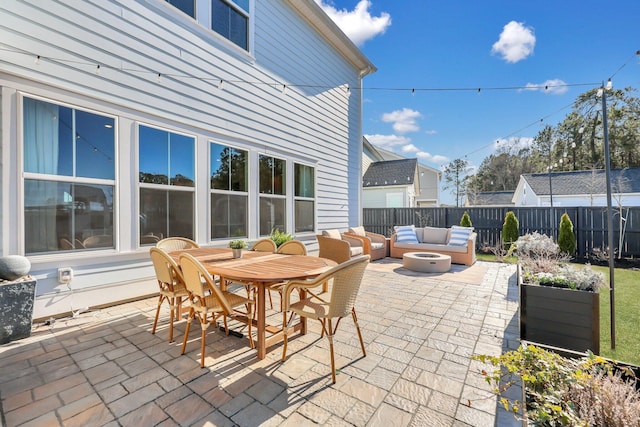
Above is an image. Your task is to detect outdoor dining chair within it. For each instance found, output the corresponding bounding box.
[149,247,190,343]
[250,238,277,253]
[266,240,308,310]
[156,237,199,251]
[179,252,255,368]
[281,254,370,383]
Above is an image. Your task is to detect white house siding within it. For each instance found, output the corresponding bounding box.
[363,186,412,208]
[0,0,372,319]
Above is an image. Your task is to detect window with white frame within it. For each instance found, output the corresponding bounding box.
[294,163,315,233]
[22,96,116,254]
[210,142,248,239]
[138,124,195,244]
[166,0,195,18]
[211,0,249,50]
[259,154,286,236]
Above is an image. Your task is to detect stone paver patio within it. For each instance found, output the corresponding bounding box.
[0,259,521,426]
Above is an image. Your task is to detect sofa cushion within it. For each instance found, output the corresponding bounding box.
[322,229,342,240]
[449,225,474,246]
[349,226,366,236]
[393,242,469,253]
[395,225,419,244]
[371,242,385,250]
[421,226,449,244]
[350,246,364,256]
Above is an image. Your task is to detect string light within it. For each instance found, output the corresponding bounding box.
[34,55,40,65]
[157,72,161,83]
[95,64,100,74]
[218,79,224,90]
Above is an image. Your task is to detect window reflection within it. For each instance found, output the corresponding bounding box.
[210,142,248,239]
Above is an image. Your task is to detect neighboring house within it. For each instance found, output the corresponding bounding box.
[1,0,375,319]
[513,168,640,207]
[362,137,441,207]
[465,191,515,207]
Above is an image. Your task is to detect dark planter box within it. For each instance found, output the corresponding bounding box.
[0,278,37,344]
[519,280,600,354]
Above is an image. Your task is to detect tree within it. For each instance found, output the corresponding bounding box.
[502,211,519,250]
[460,211,472,227]
[558,213,576,256]
[443,158,472,207]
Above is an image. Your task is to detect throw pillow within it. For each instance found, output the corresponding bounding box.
[395,225,419,244]
[322,229,342,240]
[448,225,473,246]
[349,226,367,236]
[422,226,449,244]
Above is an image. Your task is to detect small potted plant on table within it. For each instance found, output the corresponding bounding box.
[229,239,247,258]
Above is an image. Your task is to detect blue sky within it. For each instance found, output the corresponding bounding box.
[314,0,640,203]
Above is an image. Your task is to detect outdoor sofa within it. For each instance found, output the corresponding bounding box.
[389,225,476,266]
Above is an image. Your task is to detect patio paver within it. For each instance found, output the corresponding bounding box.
[0,260,521,426]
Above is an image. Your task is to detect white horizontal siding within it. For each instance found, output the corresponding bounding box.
[0,0,368,318]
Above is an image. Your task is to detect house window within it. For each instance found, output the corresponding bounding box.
[23,97,115,254]
[211,0,249,50]
[294,163,314,233]
[139,125,195,244]
[259,154,285,235]
[166,0,195,18]
[210,142,248,239]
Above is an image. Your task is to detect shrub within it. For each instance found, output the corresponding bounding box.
[502,211,519,250]
[269,228,294,247]
[558,213,577,256]
[474,345,640,426]
[460,211,472,227]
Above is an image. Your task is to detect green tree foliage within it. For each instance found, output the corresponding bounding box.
[443,158,472,207]
[460,211,472,227]
[502,211,519,250]
[558,213,576,256]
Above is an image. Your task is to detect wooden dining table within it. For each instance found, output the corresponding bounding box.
[169,247,336,359]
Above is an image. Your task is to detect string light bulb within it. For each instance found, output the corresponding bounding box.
[218,79,224,90]
[95,64,101,74]
[345,85,351,96]
[34,55,40,65]
[157,72,162,83]
[281,84,287,95]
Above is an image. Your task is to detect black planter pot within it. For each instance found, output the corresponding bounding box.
[0,278,37,344]
[518,266,600,354]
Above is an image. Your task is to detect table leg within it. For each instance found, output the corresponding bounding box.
[256,282,266,359]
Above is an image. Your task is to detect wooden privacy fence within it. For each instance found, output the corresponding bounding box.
[363,206,640,259]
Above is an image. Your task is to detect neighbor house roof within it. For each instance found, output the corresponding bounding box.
[522,168,640,196]
[363,159,418,187]
[468,191,515,206]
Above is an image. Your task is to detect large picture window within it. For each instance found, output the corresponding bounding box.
[259,154,286,235]
[211,0,249,50]
[210,142,248,239]
[139,125,195,244]
[23,97,115,254]
[166,0,195,18]
[294,163,315,233]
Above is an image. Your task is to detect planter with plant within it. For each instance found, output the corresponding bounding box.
[269,228,294,247]
[475,344,640,426]
[229,239,247,258]
[512,232,606,353]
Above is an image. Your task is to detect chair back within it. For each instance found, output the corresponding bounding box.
[60,238,74,250]
[149,247,185,291]
[157,237,199,251]
[325,255,369,318]
[277,240,307,255]
[83,234,113,248]
[179,253,233,314]
[251,238,277,253]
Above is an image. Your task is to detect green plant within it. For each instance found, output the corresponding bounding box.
[460,211,472,227]
[474,344,640,426]
[228,239,247,249]
[502,211,519,250]
[558,213,577,256]
[269,228,293,247]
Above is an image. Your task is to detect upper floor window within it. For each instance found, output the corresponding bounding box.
[139,125,195,244]
[23,97,116,253]
[211,0,249,50]
[210,142,248,239]
[166,0,195,18]
[259,154,286,235]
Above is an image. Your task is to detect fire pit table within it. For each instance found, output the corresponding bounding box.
[402,252,451,273]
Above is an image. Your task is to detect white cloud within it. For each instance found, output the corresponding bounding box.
[523,79,569,95]
[381,108,422,134]
[401,144,419,153]
[314,0,391,47]
[493,136,534,152]
[364,134,411,149]
[491,21,535,63]
[365,135,449,165]
[424,129,438,135]
[417,152,449,164]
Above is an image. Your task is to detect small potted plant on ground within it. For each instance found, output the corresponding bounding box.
[511,232,606,353]
[229,239,247,258]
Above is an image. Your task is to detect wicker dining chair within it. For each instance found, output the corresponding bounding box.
[281,255,370,383]
[156,237,199,251]
[266,240,308,310]
[149,247,190,343]
[250,238,277,253]
[179,252,255,367]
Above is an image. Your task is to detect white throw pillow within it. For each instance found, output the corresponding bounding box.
[395,225,419,244]
[322,229,342,240]
[349,226,367,236]
[448,225,473,246]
